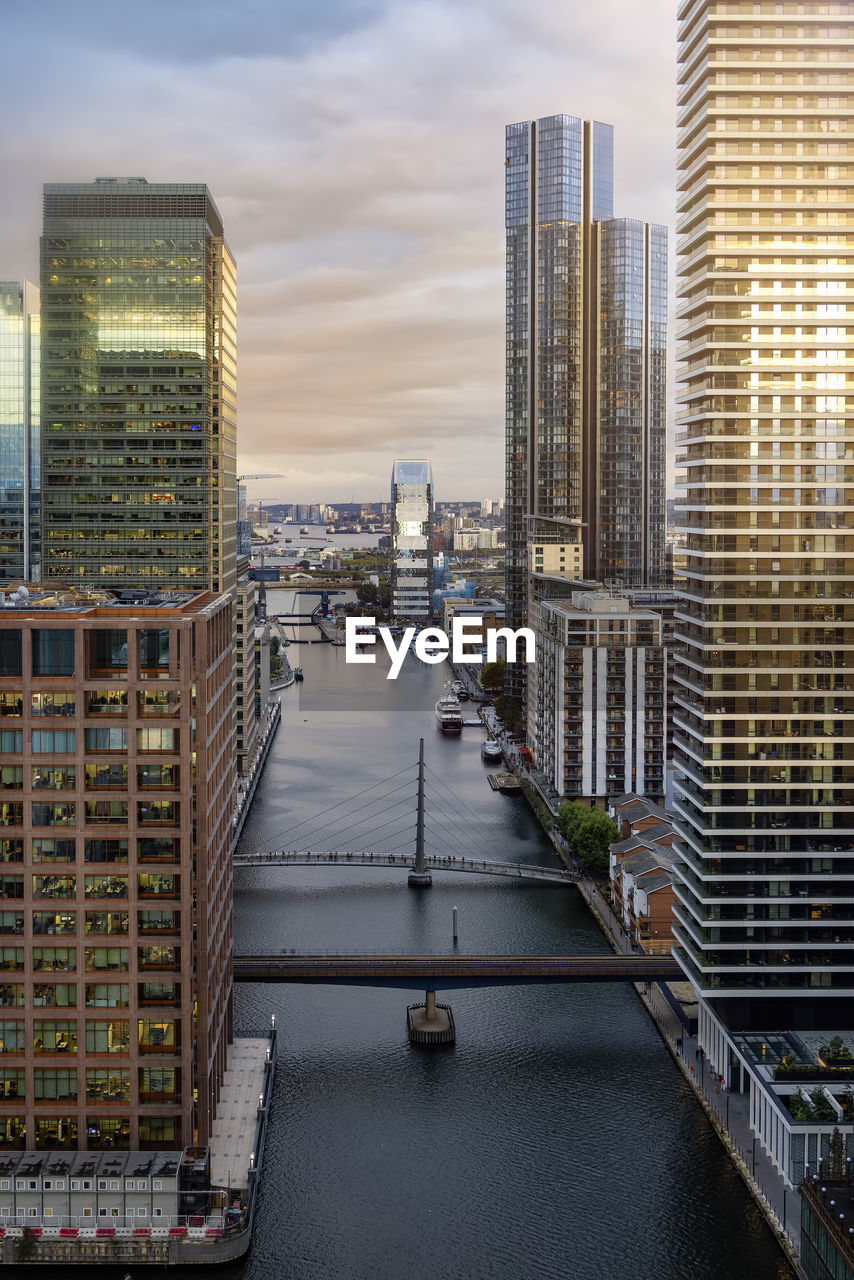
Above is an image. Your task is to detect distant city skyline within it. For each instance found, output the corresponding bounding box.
[0,0,676,503]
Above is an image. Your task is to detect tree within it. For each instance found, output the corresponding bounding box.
[480,659,505,693]
[557,802,618,876]
[828,1126,846,1180]
[356,582,379,605]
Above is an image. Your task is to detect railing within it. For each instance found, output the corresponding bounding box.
[233,849,576,884]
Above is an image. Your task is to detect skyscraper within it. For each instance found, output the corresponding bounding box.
[672,1,854,1032]
[391,459,433,622]
[504,115,667,653]
[0,281,40,582]
[40,179,236,596]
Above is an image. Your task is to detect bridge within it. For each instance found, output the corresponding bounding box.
[233,849,576,885]
[232,951,681,990]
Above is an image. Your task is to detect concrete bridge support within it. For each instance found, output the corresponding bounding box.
[407,988,455,1045]
[408,737,433,889]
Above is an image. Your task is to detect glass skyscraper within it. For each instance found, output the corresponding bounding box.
[505,117,667,643]
[0,280,40,582]
[391,459,433,621]
[40,179,236,595]
[673,1,854,1032]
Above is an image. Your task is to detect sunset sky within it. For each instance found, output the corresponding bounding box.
[2,0,676,505]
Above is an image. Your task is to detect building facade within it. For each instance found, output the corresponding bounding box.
[533,592,666,802]
[39,180,237,597]
[0,282,40,583]
[390,459,433,622]
[504,116,667,690]
[672,0,854,1032]
[0,588,234,1152]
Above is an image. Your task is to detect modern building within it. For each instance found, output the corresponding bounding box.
[39,179,237,597]
[234,574,260,777]
[0,586,234,1152]
[672,1,854,1033]
[390,459,433,622]
[533,592,666,802]
[0,281,40,582]
[504,115,668,691]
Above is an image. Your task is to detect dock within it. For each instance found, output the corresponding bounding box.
[487,772,522,795]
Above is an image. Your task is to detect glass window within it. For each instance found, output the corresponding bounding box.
[0,878,23,899]
[0,1022,25,1054]
[84,840,128,864]
[136,728,176,753]
[32,839,75,863]
[0,1070,24,1100]
[0,804,23,828]
[86,1116,128,1150]
[84,876,127,900]
[84,801,128,825]
[137,909,178,934]
[137,837,178,863]
[32,766,75,791]
[138,945,177,970]
[0,985,26,1007]
[32,804,75,828]
[33,1022,77,1055]
[0,913,23,935]
[35,1117,77,1149]
[136,764,177,789]
[32,912,76,936]
[84,764,127,789]
[32,630,74,676]
[0,694,23,718]
[33,983,76,1008]
[85,1021,129,1055]
[85,948,128,972]
[0,633,22,677]
[138,873,178,898]
[86,1069,130,1102]
[33,875,76,899]
[84,728,126,753]
[0,842,23,864]
[137,801,176,826]
[138,629,169,671]
[31,692,75,718]
[138,1066,178,1102]
[84,911,127,936]
[33,1069,77,1101]
[138,1115,176,1149]
[32,730,75,754]
[32,948,76,972]
[85,690,127,716]
[90,631,127,673]
[0,731,22,754]
[85,984,129,1008]
[138,1018,178,1053]
[0,768,23,791]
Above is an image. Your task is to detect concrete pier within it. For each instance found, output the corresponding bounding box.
[407,995,455,1045]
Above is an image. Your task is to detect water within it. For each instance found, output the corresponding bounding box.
[230,612,795,1280]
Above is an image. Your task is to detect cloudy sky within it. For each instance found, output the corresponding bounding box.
[2,0,676,505]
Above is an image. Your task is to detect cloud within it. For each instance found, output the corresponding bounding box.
[1,0,676,501]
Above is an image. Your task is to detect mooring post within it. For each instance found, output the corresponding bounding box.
[408,737,433,888]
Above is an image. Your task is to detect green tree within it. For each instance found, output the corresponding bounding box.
[828,1126,846,1180]
[356,582,379,605]
[480,659,505,693]
[557,802,618,876]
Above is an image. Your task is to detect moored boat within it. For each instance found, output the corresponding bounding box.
[435,687,463,734]
[481,739,503,762]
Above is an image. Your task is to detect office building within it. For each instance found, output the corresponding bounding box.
[0,281,40,582]
[390,459,433,621]
[40,180,237,597]
[505,115,667,673]
[672,0,854,1033]
[0,587,234,1150]
[534,592,666,802]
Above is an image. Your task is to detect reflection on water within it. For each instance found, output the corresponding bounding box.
[231,623,794,1280]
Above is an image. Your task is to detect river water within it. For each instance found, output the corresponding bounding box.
[229,594,794,1280]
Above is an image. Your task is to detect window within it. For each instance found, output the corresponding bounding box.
[138,1018,178,1053]
[33,875,76,899]
[33,983,76,1008]
[137,801,177,826]
[0,695,23,718]
[84,728,126,753]
[84,875,127,900]
[0,1070,24,1099]
[85,948,128,973]
[0,878,23,899]
[0,632,22,677]
[0,805,23,828]
[138,873,178,898]
[32,804,76,828]
[0,986,25,1007]
[31,692,75,717]
[0,949,24,971]
[138,629,169,671]
[138,1066,178,1102]
[137,837,178,863]
[0,1022,25,1054]
[85,1021,129,1055]
[32,766,75,791]
[0,842,23,864]
[85,984,129,1008]
[0,768,23,791]
[85,1069,129,1102]
[0,913,23,935]
[137,909,178,934]
[32,630,74,676]
[33,1069,77,1101]
[139,1115,176,1149]
[136,727,176,753]
[33,839,75,864]
[138,945,177,971]
[85,801,128,825]
[32,948,76,972]
[84,764,127,789]
[0,732,22,754]
[85,840,128,864]
[34,1117,77,1148]
[32,730,75,754]
[33,912,76,936]
[86,1116,129,1150]
[84,911,127,936]
[91,630,127,673]
[34,1022,77,1054]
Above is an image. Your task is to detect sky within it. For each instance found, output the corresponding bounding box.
[1,0,677,505]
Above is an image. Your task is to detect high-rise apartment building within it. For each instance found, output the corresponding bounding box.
[39,179,237,597]
[504,115,667,657]
[0,588,234,1150]
[0,281,40,582]
[391,459,433,621]
[672,0,854,1033]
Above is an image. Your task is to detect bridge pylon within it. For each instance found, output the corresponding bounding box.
[408,737,432,889]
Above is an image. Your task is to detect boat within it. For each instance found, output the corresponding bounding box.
[300,526,309,535]
[481,739,503,762]
[435,686,463,735]
[293,668,304,682]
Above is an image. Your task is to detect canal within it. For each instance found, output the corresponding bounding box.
[231,595,795,1280]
